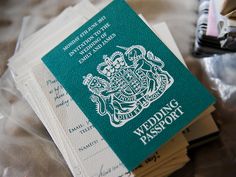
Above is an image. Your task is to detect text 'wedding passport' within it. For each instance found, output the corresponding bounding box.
[42,0,215,170]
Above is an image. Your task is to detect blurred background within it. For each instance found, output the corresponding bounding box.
[0,0,236,177]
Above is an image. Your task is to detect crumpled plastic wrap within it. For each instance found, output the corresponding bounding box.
[201,54,236,109]
[172,54,236,177]
[0,70,72,177]
[0,12,72,177]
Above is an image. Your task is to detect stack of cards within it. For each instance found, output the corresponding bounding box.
[8,1,218,177]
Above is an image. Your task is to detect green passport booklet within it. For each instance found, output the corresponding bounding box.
[42,0,215,171]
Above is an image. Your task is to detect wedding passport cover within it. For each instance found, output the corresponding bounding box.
[42,0,215,170]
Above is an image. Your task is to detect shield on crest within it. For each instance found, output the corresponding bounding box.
[83,45,174,127]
